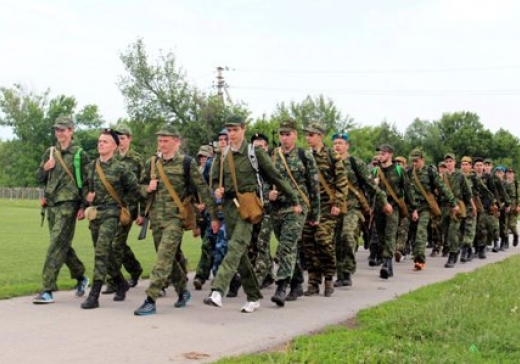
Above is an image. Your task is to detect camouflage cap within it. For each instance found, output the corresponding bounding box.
[395,156,407,164]
[484,158,493,164]
[444,152,456,160]
[279,119,297,133]
[303,122,326,135]
[438,161,447,168]
[250,132,269,144]
[461,156,472,163]
[197,145,213,158]
[156,124,180,137]
[410,149,424,158]
[224,114,245,126]
[53,116,74,129]
[117,124,132,136]
[376,144,394,153]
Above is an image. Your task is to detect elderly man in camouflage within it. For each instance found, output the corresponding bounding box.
[332,132,390,287]
[204,114,301,313]
[134,125,219,316]
[440,153,473,268]
[33,116,90,304]
[264,119,320,307]
[102,125,144,295]
[80,129,142,309]
[301,122,348,297]
[505,168,520,247]
[373,144,416,279]
[408,149,456,270]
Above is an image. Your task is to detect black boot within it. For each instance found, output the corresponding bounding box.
[114,278,130,302]
[513,235,519,247]
[226,273,241,298]
[444,252,457,268]
[271,280,288,307]
[460,247,468,263]
[368,250,378,267]
[81,280,102,309]
[499,238,506,252]
[380,259,390,279]
[467,247,473,262]
[285,282,303,302]
[387,258,394,277]
[477,246,487,259]
[343,272,352,287]
[492,240,500,252]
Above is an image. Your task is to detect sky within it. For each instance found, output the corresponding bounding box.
[1,0,519,140]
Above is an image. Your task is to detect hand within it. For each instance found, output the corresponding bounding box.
[147,179,158,193]
[452,204,459,217]
[505,206,511,213]
[412,209,419,222]
[268,190,279,201]
[308,220,320,227]
[135,216,144,226]
[195,203,206,213]
[211,219,220,234]
[373,178,380,186]
[293,204,302,214]
[516,206,520,214]
[44,159,55,171]
[331,206,340,216]
[192,227,201,238]
[382,203,393,215]
[214,187,224,200]
[86,192,95,204]
[76,208,85,220]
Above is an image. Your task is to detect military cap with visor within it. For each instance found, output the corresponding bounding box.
[224,114,245,126]
[410,149,424,159]
[117,125,132,136]
[53,116,74,129]
[303,122,326,135]
[376,144,394,153]
[444,152,456,160]
[279,119,297,133]
[197,145,213,158]
[156,124,180,137]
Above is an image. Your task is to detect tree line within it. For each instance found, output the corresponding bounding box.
[1,38,519,187]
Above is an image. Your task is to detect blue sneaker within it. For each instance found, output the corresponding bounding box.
[174,290,191,308]
[76,277,90,298]
[33,291,55,304]
[134,299,156,316]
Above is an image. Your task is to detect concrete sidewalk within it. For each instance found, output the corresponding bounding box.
[1,248,518,364]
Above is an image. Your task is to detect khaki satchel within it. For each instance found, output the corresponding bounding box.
[94,161,131,226]
[413,167,441,218]
[443,172,467,219]
[377,167,408,218]
[156,159,197,231]
[318,171,347,214]
[226,148,263,224]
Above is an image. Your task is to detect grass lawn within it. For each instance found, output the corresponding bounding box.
[216,254,520,363]
[0,198,203,299]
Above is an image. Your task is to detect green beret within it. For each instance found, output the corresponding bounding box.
[303,122,326,135]
[156,124,180,137]
[53,116,74,129]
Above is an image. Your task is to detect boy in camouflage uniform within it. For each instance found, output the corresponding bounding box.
[505,168,520,246]
[33,116,90,304]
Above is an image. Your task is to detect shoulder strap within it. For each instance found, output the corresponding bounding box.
[226,148,240,193]
[347,156,370,211]
[413,167,430,199]
[73,148,83,189]
[377,167,400,204]
[95,160,125,207]
[298,148,308,168]
[156,159,185,215]
[54,149,77,187]
[277,148,310,207]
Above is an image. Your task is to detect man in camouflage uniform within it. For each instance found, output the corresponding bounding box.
[301,122,348,297]
[431,161,449,257]
[440,153,473,268]
[266,119,320,307]
[394,156,411,262]
[496,166,513,251]
[80,129,142,309]
[483,159,511,252]
[505,168,520,247]
[102,125,144,294]
[332,132,390,286]
[134,124,219,316]
[33,116,90,304]
[408,149,456,270]
[473,158,496,258]
[204,114,301,313]
[373,144,416,279]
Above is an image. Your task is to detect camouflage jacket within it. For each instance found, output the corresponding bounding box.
[38,143,90,207]
[141,153,217,224]
[344,155,387,210]
[311,146,348,210]
[464,172,495,211]
[84,157,141,219]
[373,163,416,210]
[409,165,456,208]
[482,172,511,207]
[268,146,321,222]
[115,149,143,219]
[503,179,519,208]
[441,169,473,210]
[211,141,299,205]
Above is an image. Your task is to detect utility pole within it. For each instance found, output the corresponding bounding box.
[217,66,225,103]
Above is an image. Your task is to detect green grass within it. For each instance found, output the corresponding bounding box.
[0,198,203,299]
[217,255,520,363]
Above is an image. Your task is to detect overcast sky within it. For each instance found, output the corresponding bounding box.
[1,0,519,140]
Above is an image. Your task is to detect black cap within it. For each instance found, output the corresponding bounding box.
[102,128,120,146]
[251,132,269,144]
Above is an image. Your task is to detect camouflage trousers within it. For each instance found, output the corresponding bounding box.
[499,209,510,240]
[42,202,86,291]
[106,222,143,287]
[147,218,187,301]
[89,217,125,283]
[492,213,500,242]
[272,208,307,283]
[302,210,338,285]
[509,212,518,236]
[475,212,494,247]
[430,213,444,253]
[334,208,363,279]
[211,201,262,301]
[441,208,461,253]
[374,206,399,259]
[396,217,410,255]
[413,208,431,264]
[252,214,275,284]
[460,214,477,248]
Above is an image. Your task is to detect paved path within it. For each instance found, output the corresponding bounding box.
[2,248,518,363]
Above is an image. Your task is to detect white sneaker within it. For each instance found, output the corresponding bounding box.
[241,301,260,313]
[203,290,222,308]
